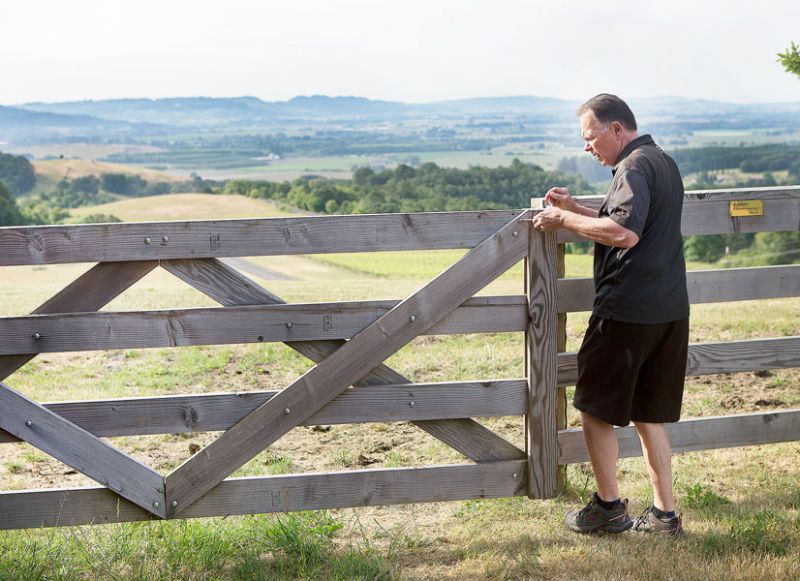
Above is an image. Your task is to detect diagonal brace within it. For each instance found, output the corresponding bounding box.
[0,381,166,518]
[161,259,525,463]
[164,211,530,516]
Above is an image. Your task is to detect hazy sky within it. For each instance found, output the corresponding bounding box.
[3,0,800,105]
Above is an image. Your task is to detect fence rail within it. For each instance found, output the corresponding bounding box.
[0,186,798,530]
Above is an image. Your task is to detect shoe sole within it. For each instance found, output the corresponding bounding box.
[567,519,633,534]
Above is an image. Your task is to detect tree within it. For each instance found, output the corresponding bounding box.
[777,42,800,78]
[0,181,26,225]
[0,152,36,196]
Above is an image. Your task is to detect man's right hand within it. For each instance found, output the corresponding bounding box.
[544,187,579,213]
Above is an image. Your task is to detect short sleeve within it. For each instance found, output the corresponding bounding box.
[606,170,650,236]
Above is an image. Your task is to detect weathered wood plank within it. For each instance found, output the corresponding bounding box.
[558,409,800,464]
[0,296,529,355]
[0,382,165,518]
[0,460,527,530]
[556,336,800,386]
[164,213,531,516]
[0,379,527,444]
[0,210,526,266]
[525,230,559,499]
[554,187,800,243]
[2,188,796,266]
[0,261,157,381]
[558,265,800,313]
[162,258,526,464]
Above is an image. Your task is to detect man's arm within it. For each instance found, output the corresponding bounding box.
[534,186,640,249]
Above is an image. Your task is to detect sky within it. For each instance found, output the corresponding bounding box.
[2,0,800,106]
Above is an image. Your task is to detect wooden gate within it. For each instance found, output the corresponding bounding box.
[0,186,798,529]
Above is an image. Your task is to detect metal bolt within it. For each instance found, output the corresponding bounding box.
[284,408,291,415]
[512,473,518,479]
[162,235,169,243]
[512,230,519,237]
[171,500,178,508]
[409,401,416,408]
[286,321,293,329]
[144,237,151,245]
[32,333,41,341]
[25,420,32,428]
[153,501,160,509]
[409,315,416,323]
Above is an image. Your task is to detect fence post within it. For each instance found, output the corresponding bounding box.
[525,210,559,499]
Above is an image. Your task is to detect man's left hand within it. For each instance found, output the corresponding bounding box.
[531,207,564,232]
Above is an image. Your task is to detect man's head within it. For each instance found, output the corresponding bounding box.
[577,94,638,166]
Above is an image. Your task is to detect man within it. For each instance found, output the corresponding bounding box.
[531,93,688,535]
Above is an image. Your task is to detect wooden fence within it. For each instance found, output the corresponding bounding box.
[0,186,798,529]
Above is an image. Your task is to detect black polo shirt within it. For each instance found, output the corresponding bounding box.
[592,134,689,324]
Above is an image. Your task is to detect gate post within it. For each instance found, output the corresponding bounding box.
[525,211,559,499]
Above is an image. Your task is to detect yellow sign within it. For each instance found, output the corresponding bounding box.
[729,200,763,217]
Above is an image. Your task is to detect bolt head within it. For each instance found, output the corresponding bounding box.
[153,501,160,508]
[512,231,519,237]
[171,500,178,507]
[284,407,291,415]
[32,333,41,341]
[162,236,169,243]
[410,315,416,323]
[409,401,416,407]
[25,420,32,428]
[144,237,151,244]
[512,473,518,479]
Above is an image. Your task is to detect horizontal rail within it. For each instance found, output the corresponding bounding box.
[0,210,525,266]
[557,336,800,386]
[555,186,800,243]
[558,409,800,464]
[0,379,527,444]
[558,265,800,313]
[1,187,797,266]
[0,296,528,355]
[0,460,527,529]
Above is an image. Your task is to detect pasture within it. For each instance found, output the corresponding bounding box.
[0,194,798,580]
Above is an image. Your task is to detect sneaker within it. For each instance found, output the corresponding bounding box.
[632,505,684,536]
[564,492,633,533]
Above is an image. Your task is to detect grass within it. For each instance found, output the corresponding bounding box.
[0,197,798,578]
[67,193,294,222]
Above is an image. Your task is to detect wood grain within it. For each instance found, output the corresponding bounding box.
[0,379,527,444]
[525,230,559,499]
[0,297,528,355]
[0,460,527,529]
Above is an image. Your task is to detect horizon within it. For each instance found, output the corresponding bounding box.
[7,93,800,109]
[2,1,799,106]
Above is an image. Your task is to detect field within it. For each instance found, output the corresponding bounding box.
[29,158,185,196]
[0,196,799,580]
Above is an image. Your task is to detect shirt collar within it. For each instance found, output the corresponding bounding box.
[614,134,654,168]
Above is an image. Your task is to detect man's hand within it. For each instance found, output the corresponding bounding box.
[544,187,579,213]
[531,206,563,232]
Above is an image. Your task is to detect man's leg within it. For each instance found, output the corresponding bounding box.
[582,411,620,501]
[633,421,673,512]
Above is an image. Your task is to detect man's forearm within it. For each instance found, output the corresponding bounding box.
[559,212,639,248]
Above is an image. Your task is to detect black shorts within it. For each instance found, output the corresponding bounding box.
[574,315,689,427]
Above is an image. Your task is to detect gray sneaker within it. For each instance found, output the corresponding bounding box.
[564,492,633,533]
[632,505,684,536]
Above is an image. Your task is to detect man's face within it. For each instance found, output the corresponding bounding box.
[580,110,621,167]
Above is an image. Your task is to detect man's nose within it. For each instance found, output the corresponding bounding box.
[584,142,591,152]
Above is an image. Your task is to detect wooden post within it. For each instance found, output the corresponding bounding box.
[526,201,559,499]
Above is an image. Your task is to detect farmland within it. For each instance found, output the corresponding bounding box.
[1,193,798,580]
